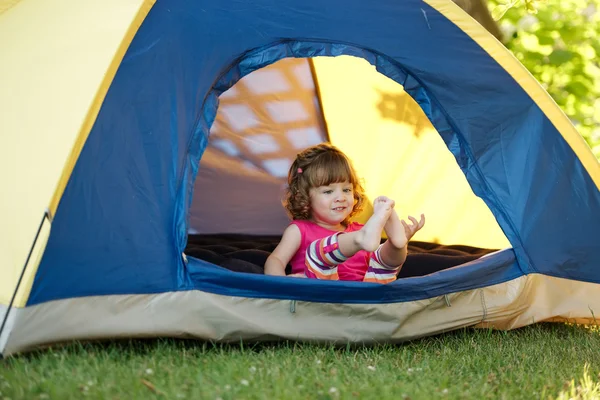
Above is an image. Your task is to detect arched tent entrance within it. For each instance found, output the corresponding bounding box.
[1,0,599,356]
[192,54,511,248]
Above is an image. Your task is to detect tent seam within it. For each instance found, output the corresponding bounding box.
[479,289,488,323]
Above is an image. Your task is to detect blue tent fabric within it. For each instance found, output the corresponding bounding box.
[27,0,600,306]
[184,249,521,304]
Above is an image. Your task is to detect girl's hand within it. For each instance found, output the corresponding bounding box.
[401,214,426,241]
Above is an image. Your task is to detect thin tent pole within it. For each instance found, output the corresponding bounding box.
[308,58,331,142]
[0,210,50,358]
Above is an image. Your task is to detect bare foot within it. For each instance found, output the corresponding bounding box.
[355,196,394,252]
[384,208,408,249]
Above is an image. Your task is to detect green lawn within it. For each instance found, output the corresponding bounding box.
[1,323,599,400]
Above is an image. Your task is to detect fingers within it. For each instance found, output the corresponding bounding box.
[402,214,426,236]
[408,215,418,226]
[405,214,426,228]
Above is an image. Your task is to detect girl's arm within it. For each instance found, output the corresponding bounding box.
[264,224,302,276]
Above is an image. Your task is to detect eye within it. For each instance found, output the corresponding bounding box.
[323,189,333,194]
[343,188,352,193]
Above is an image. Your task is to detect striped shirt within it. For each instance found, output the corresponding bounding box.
[289,220,370,281]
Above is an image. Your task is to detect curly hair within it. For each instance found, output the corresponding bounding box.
[283,143,366,225]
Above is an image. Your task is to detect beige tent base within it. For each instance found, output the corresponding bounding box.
[1,274,598,356]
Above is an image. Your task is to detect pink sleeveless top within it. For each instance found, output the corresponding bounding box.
[289,220,370,281]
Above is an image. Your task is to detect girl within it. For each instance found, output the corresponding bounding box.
[264,143,425,283]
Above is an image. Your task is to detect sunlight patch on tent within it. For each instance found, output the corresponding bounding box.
[211,138,240,157]
[219,85,239,99]
[243,161,260,172]
[220,104,260,131]
[265,100,309,123]
[244,133,281,154]
[244,69,291,94]
[286,127,323,149]
[262,158,292,178]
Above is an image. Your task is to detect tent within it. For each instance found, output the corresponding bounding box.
[1,0,599,356]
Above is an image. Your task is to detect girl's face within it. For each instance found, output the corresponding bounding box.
[308,181,355,229]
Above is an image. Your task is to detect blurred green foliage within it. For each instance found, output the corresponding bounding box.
[489,0,600,159]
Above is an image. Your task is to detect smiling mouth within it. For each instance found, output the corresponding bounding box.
[332,207,346,211]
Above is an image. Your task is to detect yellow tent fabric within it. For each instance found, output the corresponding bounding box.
[314,56,510,249]
[0,0,154,308]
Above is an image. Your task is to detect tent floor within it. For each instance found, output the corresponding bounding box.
[184,234,498,278]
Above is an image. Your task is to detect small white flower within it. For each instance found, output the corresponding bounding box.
[367,365,376,371]
[316,360,322,364]
[499,21,516,39]
[145,368,154,375]
[224,385,231,391]
[249,366,257,373]
[407,368,414,373]
[416,368,423,372]
[442,388,449,395]
[329,387,338,394]
[176,394,185,399]
[240,379,249,386]
[87,380,94,386]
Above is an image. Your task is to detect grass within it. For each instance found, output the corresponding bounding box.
[1,323,599,400]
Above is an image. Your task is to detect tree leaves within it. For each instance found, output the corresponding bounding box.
[548,49,576,65]
[489,0,600,158]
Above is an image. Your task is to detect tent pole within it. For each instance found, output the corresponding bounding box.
[0,210,50,357]
[308,58,331,142]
